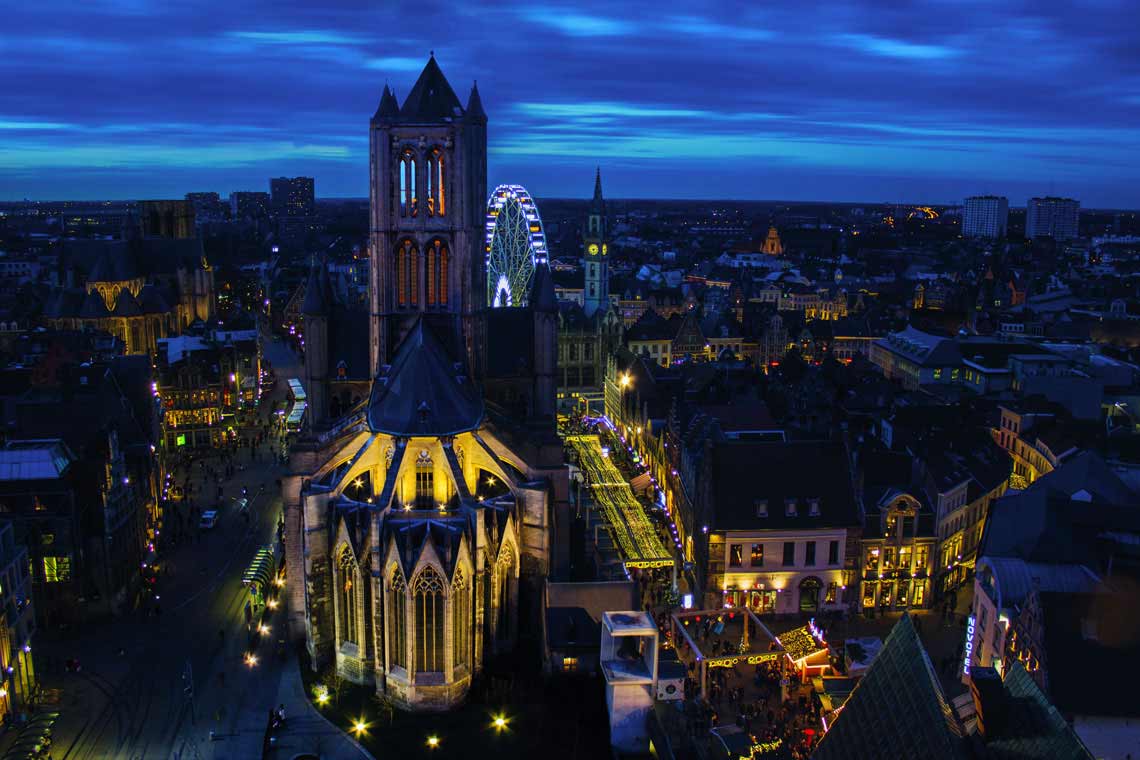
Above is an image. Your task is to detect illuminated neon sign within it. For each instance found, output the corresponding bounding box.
[963,614,976,676]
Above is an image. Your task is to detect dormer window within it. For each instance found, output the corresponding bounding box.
[785,498,798,517]
[755,499,768,518]
[808,498,821,517]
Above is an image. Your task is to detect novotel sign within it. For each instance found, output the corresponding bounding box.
[962,614,976,677]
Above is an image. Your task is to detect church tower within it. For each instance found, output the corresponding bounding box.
[368,56,487,377]
[301,258,331,425]
[582,169,609,318]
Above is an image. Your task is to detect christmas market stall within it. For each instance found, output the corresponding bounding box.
[670,608,785,700]
[778,619,830,680]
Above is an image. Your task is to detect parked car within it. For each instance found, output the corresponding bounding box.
[200,510,219,529]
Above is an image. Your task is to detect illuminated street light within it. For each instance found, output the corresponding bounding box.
[258,624,270,635]
[427,735,441,749]
[620,373,631,388]
[316,689,330,706]
[352,718,368,736]
[244,652,258,667]
[492,715,509,732]
[267,599,279,610]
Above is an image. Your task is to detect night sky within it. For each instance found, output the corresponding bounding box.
[3,1,1138,206]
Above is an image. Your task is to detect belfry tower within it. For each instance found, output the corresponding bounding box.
[368,55,487,377]
[582,168,609,318]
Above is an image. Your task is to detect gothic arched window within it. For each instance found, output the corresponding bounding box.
[396,239,418,308]
[398,151,417,218]
[453,568,469,671]
[338,547,359,646]
[426,239,449,308]
[413,566,445,673]
[389,569,407,670]
[495,549,514,644]
[415,450,433,507]
[425,149,445,217]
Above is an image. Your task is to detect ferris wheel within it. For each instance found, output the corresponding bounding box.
[484,184,548,308]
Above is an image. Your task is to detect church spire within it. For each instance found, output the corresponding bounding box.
[590,166,605,214]
[373,83,400,123]
[465,81,487,123]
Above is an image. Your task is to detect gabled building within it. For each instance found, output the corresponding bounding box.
[696,440,860,615]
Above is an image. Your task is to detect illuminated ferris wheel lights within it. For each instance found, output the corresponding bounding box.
[485,183,547,308]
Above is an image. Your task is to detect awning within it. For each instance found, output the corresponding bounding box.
[242,546,276,589]
[630,472,654,495]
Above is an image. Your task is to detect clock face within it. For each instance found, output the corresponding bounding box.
[588,243,599,255]
[602,244,608,255]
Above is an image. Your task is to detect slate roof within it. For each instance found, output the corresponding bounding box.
[399,56,464,121]
[386,516,466,579]
[710,440,859,532]
[484,308,534,379]
[326,305,370,381]
[78,290,110,319]
[367,319,483,436]
[878,326,962,367]
[372,84,400,122]
[983,660,1093,760]
[980,451,1140,563]
[44,289,85,319]
[88,245,140,282]
[981,558,1099,612]
[301,260,332,316]
[112,288,142,317]
[465,81,486,122]
[812,614,969,760]
[136,284,171,314]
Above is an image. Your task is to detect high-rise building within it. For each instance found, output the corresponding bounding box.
[230,191,271,221]
[270,176,315,218]
[185,192,226,225]
[962,195,1008,239]
[582,168,609,318]
[1026,197,1080,240]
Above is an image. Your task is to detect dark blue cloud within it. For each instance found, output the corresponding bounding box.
[1,0,1138,206]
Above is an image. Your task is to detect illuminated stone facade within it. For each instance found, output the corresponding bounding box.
[286,58,562,711]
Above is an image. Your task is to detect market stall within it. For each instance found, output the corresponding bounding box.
[671,608,785,700]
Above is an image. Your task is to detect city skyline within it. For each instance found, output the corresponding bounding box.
[3,1,1139,207]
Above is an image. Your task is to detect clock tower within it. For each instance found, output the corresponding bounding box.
[582,168,609,318]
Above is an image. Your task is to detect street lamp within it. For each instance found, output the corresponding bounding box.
[492,715,509,732]
[427,735,441,750]
[352,718,368,736]
[244,652,258,667]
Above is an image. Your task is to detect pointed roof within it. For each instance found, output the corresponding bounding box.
[589,167,605,215]
[372,84,400,122]
[301,259,332,316]
[400,55,464,121]
[136,284,171,314]
[465,81,486,122]
[112,288,142,317]
[812,614,968,760]
[367,319,483,436]
[531,263,557,313]
[79,290,110,319]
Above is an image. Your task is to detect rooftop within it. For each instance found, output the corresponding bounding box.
[0,439,74,481]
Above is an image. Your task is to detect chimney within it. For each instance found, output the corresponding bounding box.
[970,666,1007,740]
